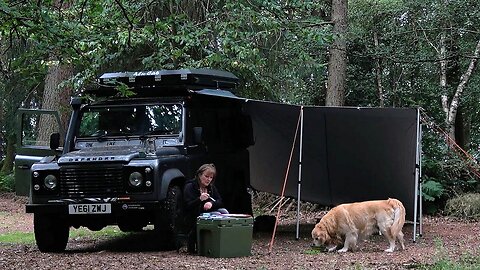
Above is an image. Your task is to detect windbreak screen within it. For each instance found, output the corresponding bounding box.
[244,101,302,198]
[246,101,418,220]
[194,92,419,221]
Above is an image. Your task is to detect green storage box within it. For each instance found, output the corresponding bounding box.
[196,215,253,258]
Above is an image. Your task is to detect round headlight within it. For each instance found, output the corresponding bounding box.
[44,175,58,189]
[129,172,143,187]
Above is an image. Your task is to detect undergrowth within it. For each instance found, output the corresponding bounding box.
[0,172,14,192]
[444,193,480,220]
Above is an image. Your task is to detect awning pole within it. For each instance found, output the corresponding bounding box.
[419,123,423,236]
[296,106,304,240]
[413,108,421,242]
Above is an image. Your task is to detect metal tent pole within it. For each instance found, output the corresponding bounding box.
[295,107,304,240]
[413,108,421,242]
[419,123,423,236]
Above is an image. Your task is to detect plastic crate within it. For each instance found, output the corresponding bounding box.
[196,215,253,258]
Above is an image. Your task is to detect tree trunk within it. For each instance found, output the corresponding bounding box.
[438,32,452,144]
[0,134,15,174]
[454,107,470,150]
[373,31,384,107]
[325,0,348,106]
[441,39,480,141]
[37,63,74,144]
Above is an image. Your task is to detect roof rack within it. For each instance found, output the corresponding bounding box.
[85,68,239,97]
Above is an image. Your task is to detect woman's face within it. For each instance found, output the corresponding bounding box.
[199,168,215,188]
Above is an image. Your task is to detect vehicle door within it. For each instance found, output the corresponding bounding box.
[14,109,63,196]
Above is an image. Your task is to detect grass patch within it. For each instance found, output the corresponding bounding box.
[303,248,323,255]
[70,226,128,240]
[414,239,480,270]
[0,226,129,245]
[0,232,35,245]
[416,255,480,270]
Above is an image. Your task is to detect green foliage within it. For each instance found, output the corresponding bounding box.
[422,178,446,214]
[116,83,136,98]
[421,127,479,214]
[6,0,333,105]
[444,193,480,220]
[0,173,15,192]
[422,180,445,202]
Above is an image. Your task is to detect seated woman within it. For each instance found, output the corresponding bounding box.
[183,163,229,253]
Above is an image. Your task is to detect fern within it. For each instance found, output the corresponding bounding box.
[422,180,445,202]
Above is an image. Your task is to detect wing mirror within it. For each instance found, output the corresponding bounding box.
[49,133,61,150]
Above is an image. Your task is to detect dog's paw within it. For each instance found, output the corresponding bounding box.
[384,248,394,252]
[337,248,348,253]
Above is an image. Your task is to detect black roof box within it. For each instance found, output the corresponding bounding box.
[86,68,238,97]
[100,68,238,87]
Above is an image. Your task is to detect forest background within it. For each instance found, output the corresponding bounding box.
[0,0,479,215]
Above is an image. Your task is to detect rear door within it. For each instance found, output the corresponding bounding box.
[14,109,63,196]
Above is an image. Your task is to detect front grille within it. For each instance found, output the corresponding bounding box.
[60,164,125,198]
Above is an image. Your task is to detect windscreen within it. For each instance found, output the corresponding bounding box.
[77,104,182,137]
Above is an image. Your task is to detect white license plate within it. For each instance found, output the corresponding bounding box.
[68,204,111,214]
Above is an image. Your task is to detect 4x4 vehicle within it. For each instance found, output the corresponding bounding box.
[15,69,254,252]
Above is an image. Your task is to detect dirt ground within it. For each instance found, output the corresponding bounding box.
[0,192,479,270]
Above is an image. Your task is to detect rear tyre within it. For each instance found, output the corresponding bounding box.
[155,185,183,250]
[34,213,69,252]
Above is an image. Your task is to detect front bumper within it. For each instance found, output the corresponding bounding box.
[26,200,161,215]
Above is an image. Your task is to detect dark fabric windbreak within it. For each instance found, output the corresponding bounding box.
[194,92,418,221]
[243,101,302,197]
[245,102,418,221]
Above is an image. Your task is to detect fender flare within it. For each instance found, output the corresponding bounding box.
[159,168,186,200]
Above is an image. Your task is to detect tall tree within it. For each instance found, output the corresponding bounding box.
[325,0,348,106]
[37,62,73,144]
[440,39,480,141]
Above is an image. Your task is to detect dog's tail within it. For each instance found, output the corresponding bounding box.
[387,198,406,236]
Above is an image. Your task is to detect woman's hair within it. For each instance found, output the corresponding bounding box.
[195,163,216,180]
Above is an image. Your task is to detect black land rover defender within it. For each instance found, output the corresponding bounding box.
[15,69,254,252]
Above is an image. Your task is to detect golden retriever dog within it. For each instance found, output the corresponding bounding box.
[311,198,406,253]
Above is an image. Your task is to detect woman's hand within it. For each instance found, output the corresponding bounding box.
[203,202,213,211]
[200,192,210,201]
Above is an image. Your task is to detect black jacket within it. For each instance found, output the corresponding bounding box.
[183,179,225,219]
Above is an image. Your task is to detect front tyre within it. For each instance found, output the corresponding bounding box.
[34,213,69,252]
[155,185,183,250]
